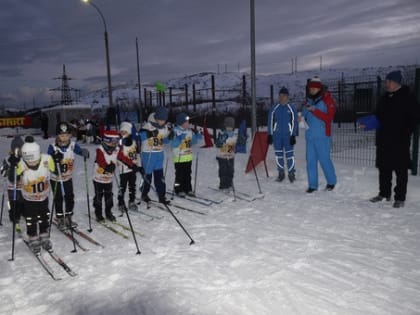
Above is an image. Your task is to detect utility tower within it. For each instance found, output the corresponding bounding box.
[50,64,79,105]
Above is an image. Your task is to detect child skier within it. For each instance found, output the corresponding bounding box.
[171,113,202,197]
[215,116,238,190]
[48,121,90,230]
[8,136,55,253]
[138,107,170,204]
[117,121,143,212]
[1,135,25,233]
[93,129,120,222]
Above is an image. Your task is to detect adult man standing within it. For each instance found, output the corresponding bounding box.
[369,70,420,208]
[267,87,298,182]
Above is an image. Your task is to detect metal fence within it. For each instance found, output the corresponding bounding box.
[328,68,419,172]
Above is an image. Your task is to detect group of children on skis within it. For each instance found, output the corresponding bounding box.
[1,106,239,254]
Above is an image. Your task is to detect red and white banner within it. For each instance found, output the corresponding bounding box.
[0,116,32,128]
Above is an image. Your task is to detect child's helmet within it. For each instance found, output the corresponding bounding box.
[102,130,119,153]
[56,121,71,135]
[21,138,41,167]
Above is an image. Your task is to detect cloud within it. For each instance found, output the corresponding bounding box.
[0,0,419,107]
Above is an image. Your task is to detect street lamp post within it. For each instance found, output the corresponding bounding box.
[82,0,116,125]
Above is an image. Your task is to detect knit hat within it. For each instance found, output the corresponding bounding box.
[154,107,169,121]
[308,76,322,89]
[224,116,235,129]
[11,135,24,152]
[120,121,132,135]
[385,70,402,84]
[176,113,189,126]
[279,86,289,95]
[103,129,119,139]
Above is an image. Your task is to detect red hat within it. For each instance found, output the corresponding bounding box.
[103,130,119,138]
[308,76,322,89]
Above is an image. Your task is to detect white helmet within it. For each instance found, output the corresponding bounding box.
[21,141,41,166]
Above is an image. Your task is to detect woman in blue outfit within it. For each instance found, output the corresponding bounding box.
[301,77,337,193]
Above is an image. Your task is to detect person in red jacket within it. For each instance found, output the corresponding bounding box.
[93,130,119,222]
[301,76,337,193]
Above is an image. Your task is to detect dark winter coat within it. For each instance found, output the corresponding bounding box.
[375,85,420,169]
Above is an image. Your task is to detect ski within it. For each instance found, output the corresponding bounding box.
[131,207,164,220]
[119,207,157,222]
[109,220,145,237]
[23,239,62,281]
[97,220,129,239]
[71,228,105,248]
[207,186,263,202]
[52,219,89,252]
[150,199,207,216]
[168,190,224,205]
[47,250,77,277]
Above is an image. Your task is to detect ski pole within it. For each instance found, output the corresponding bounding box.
[83,157,93,232]
[114,172,141,255]
[0,188,4,226]
[8,164,17,261]
[193,150,199,195]
[48,180,59,238]
[250,155,263,194]
[55,161,77,253]
[142,174,195,245]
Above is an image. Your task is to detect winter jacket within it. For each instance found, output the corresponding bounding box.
[375,85,420,169]
[171,125,202,163]
[267,103,298,138]
[302,93,335,139]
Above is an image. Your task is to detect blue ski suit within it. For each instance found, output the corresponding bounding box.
[267,102,298,175]
[302,96,337,190]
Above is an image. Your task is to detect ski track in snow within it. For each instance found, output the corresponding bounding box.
[0,134,420,315]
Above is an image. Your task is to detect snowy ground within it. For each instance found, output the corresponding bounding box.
[0,128,420,315]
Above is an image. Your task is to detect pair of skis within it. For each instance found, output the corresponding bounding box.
[168,190,225,206]
[23,239,76,281]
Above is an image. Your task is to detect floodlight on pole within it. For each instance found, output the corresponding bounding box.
[82,0,116,124]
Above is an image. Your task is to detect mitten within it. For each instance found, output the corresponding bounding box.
[104,163,116,173]
[267,134,273,145]
[8,154,20,167]
[122,137,133,146]
[289,135,296,146]
[81,148,90,159]
[52,151,64,163]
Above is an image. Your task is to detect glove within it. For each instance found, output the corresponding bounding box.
[267,135,273,145]
[81,148,90,159]
[289,135,296,146]
[147,129,159,138]
[1,160,9,177]
[122,137,133,146]
[104,163,116,173]
[52,151,64,163]
[130,165,144,175]
[8,154,20,167]
[167,130,174,140]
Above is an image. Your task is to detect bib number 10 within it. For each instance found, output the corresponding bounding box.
[31,181,46,194]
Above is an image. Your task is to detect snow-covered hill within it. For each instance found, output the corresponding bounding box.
[81,64,418,111]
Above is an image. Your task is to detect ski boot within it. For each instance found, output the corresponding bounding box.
[106,211,116,222]
[28,236,41,254]
[56,217,66,231]
[158,194,170,205]
[128,201,138,211]
[370,195,391,203]
[141,194,151,203]
[177,191,186,198]
[186,191,195,197]
[40,233,53,251]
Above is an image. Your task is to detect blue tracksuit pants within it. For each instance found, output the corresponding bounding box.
[273,135,295,174]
